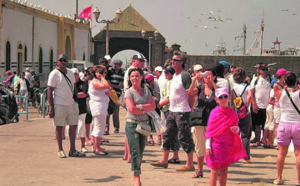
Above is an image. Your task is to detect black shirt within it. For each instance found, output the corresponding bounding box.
[76,79,87,114]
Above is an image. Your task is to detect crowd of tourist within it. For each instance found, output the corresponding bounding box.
[3,51,300,186]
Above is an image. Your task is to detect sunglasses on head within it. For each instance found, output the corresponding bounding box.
[172,59,181,62]
[218,95,228,99]
[261,68,268,71]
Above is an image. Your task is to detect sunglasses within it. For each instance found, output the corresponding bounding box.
[138,59,145,62]
[59,59,67,62]
[218,95,228,99]
[164,72,170,74]
[261,68,268,71]
[172,59,181,62]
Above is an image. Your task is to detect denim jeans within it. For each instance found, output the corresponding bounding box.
[125,121,147,175]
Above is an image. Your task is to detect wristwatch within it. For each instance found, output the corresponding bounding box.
[139,104,143,110]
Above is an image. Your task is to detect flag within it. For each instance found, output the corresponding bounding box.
[78,6,92,20]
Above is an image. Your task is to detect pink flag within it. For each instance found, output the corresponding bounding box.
[78,6,92,20]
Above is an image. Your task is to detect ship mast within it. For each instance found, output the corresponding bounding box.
[260,19,264,55]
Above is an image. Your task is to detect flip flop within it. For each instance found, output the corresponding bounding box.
[146,140,155,146]
[168,158,180,164]
[273,179,283,185]
[192,171,203,178]
[95,151,109,155]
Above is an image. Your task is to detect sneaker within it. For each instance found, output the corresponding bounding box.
[68,150,86,157]
[57,151,67,158]
[114,129,119,134]
[81,147,88,153]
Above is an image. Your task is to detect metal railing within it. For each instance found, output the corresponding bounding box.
[1,95,28,120]
[41,88,48,118]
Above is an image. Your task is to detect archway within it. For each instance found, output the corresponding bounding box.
[5,41,11,71]
[65,36,71,59]
[17,43,23,72]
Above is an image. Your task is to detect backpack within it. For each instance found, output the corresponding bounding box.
[232,85,248,119]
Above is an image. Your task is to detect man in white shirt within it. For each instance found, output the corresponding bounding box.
[250,65,272,147]
[48,54,85,158]
[151,51,195,171]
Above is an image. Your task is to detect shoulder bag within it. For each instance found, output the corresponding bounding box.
[56,69,78,102]
[285,89,300,115]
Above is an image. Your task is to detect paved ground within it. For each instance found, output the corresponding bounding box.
[0,107,298,186]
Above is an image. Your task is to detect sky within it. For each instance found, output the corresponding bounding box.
[25,0,300,60]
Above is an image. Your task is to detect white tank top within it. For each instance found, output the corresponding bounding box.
[279,89,300,123]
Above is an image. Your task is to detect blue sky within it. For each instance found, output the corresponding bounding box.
[25,0,300,57]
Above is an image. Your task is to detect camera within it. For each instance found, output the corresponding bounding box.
[200,72,206,78]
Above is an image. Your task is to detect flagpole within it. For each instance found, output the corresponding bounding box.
[75,0,78,19]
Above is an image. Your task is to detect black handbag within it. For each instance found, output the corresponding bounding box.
[107,97,117,115]
[189,107,204,127]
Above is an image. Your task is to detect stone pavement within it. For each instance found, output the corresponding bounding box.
[0,107,297,186]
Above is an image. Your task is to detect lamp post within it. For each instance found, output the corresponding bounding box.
[93,7,123,55]
[141,30,159,69]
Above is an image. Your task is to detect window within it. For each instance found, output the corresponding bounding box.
[24,45,27,62]
[49,48,53,71]
[5,41,11,71]
[39,47,43,74]
[83,52,85,61]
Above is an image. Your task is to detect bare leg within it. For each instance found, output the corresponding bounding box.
[62,126,66,139]
[254,125,261,146]
[186,151,194,168]
[132,175,141,186]
[294,145,300,184]
[55,126,63,151]
[267,130,274,146]
[69,125,77,152]
[85,123,91,142]
[261,129,268,145]
[219,167,228,186]
[160,150,170,164]
[276,145,289,182]
[80,137,85,148]
[172,150,179,159]
[209,168,219,186]
[196,156,204,172]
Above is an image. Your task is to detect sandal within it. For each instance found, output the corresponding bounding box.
[273,179,283,185]
[146,140,155,146]
[250,139,257,143]
[85,141,93,146]
[192,171,203,178]
[95,151,109,155]
[252,142,261,147]
[68,150,86,157]
[101,139,110,143]
[168,158,180,164]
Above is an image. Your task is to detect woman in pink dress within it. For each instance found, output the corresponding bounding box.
[205,88,247,186]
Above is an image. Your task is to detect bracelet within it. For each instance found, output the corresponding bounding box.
[139,104,143,110]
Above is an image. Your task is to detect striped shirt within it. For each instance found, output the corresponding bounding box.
[108,68,125,97]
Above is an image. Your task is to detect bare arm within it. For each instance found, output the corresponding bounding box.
[125,97,155,114]
[47,86,55,118]
[92,76,110,90]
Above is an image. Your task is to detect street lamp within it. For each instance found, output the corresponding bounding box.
[93,7,123,55]
[141,30,159,69]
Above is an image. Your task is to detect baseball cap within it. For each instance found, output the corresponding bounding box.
[154,66,163,72]
[58,54,68,61]
[145,74,154,82]
[70,68,79,74]
[219,61,230,68]
[132,54,145,60]
[112,59,123,65]
[194,64,203,71]
[164,67,175,74]
[215,88,229,98]
[276,68,290,77]
[104,55,111,61]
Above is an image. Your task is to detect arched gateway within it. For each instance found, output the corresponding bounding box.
[93,5,166,68]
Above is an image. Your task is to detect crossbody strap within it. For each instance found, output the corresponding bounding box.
[233,85,248,98]
[285,89,300,115]
[56,69,74,94]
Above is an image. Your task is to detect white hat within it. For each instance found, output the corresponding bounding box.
[215,88,229,98]
[194,64,203,71]
[104,55,111,61]
[26,68,31,72]
[70,68,79,74]
[154,66,163,72]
